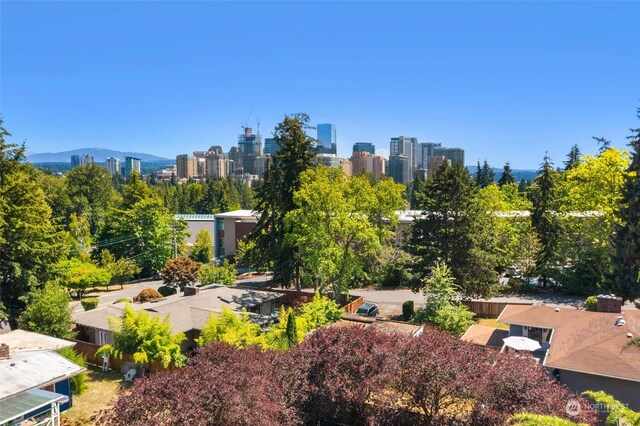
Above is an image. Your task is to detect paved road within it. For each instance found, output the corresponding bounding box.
[351,288,638,318]
[71,280,163,312]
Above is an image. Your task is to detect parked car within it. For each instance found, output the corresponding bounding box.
[356,303,379,317]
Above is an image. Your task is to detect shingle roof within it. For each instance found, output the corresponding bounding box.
[461,324,509,348]
[498,305,640,382]
[73,286,282,334]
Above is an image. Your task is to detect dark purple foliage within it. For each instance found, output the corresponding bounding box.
[102,327,598,425]
[99,343,299,425]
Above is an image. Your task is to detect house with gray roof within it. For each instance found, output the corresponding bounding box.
[73,285,282,352]
[0,330,85,426]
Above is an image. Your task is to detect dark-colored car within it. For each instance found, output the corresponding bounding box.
[356,303,379,317]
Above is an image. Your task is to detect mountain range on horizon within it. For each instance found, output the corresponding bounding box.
[27,147,171,163]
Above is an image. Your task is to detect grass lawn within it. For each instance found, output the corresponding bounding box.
[476,318,509,330]
[62,365,123,425]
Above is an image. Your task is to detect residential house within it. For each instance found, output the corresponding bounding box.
[497,300,640,410]
[73,285,282,352]
[0,330,85,425]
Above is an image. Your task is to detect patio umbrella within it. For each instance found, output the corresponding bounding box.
[502,336,542,352]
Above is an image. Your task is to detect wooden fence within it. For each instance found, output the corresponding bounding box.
[73,340,172,374]
[342,296,365,313]
[462,301,533,318]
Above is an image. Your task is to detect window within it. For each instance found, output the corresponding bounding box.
[216,220,224,231]
[98,330,108,346]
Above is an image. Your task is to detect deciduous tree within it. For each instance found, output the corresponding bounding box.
[0,120,67,317]
[96,304,186,368]
[18,282,75,339]
[190,229,213,264]
[162,256,201,290]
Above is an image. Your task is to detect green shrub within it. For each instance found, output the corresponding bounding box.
[432,304,475,336]
[199,261,237,286]
[112,298,130,304]
[584,295,598,311]
[402,300,414,321]
[80,297,99,311]
[57,347,88,395]
[157,286,177,297]
[133,288,163,303]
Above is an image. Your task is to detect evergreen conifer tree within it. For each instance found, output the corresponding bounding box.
[610,110,640,302]
[498,162,516,187]
[564,144,581,171]
[245,114,315,290]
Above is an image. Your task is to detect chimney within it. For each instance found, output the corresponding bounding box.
[183,286,200,296]
[0,343,9,360]
[596,294,622,313]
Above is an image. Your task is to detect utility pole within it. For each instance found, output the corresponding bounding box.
[172,221,177,259]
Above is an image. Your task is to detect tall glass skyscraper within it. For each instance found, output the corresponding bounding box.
[352,142,375,154]
[316,123,336,154]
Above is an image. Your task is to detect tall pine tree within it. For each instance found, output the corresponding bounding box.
[245,114,315,290]
[529,154,561,288]
[498,162,516,187]
[475,160,494,188]
[610,110,640,302]
[564,144,581,171]
[407,162,495,298]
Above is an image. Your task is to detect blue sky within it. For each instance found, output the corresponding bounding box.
[1,1,639,168]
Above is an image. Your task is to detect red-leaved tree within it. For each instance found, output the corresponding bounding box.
[470,353,599,425]
[99,343,299,426]
[101,327,598,425]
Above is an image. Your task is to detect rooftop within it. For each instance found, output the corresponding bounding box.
[73,285,283,333]
[214,210,258,219]
[0,350,85,400]
[0,330,76,353]
[332,317,423,337]
[498,305,640,382]
[174,214,216,221]
[461,324,509,349]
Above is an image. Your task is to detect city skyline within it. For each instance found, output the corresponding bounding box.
[2,2,639,168]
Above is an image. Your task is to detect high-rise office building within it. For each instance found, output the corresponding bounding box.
[427,155,447,178]
[176,154,197,179]
[352,142,375,154]
[351,152,374,176]
[390,136,418,182]
[388,155,410,185]
[123,157,141,177]
[105,157,121,175]
[350,151,386,180]
[317,123,337,154]
[238,127,262,175]
[264,138,279,156]
[417,142,442,169]
[71,154,94,168]
[433,147,465,166]
[372,156,386,180]
[205,155,228,179]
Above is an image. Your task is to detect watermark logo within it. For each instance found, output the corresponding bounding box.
[565,399,582,417]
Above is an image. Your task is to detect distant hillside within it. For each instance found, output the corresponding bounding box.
[33,160,174,175]
[27,148,170,163]
[466,165,537,183]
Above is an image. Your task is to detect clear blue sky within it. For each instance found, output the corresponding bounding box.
[2,1,639,168]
